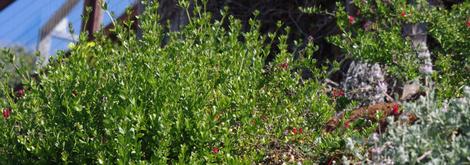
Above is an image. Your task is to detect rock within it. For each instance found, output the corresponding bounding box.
[400,80,420,101]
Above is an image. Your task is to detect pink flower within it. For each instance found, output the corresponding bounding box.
[348,15,355,25]
[212,147,219,154]
[3,108,11,119]
[392,103,400,115]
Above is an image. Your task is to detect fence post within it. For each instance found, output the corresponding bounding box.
[82,0,103,40]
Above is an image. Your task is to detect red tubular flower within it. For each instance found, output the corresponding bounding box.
[212,147,219,154]
[292,127,298,134]
[344,121,350,129]
[299,127,303,134]
[348,15,355,25]
[401,11,406,17]
[392,103,400,115]
[3,108,12,119]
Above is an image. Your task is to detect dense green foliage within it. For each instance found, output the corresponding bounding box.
[0,3,352,164]
[427,3,470,99]
[0,0,468,164]
[329,1,419,80]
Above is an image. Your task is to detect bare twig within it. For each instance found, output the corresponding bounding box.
[417,150,432,162]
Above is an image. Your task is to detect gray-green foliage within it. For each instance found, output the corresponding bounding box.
[372,87,470,164]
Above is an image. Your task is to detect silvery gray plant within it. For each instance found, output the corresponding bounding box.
[342,61,388,106]
[345,87,470,164]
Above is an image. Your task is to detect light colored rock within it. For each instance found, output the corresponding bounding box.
[401,80,420,100]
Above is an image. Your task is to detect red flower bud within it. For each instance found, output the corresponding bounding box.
[299,127,303,134]
[212,147,219,154]
[348,15,355,25]
[292,127,297,134]
[392,103,400,115]
[401,11,406,17]
[3,108,12,119]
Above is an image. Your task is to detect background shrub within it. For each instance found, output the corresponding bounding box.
[0,47,35,87]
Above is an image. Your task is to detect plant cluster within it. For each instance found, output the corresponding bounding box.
[0,0,468,164]
[328,0,469,99]
[0,2,353,164]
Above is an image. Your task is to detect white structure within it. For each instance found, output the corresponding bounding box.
[37,0,80,66]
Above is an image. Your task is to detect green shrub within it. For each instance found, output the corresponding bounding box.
[0,2,341,164]
[328,1,420,81]
[428,2,470,100]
